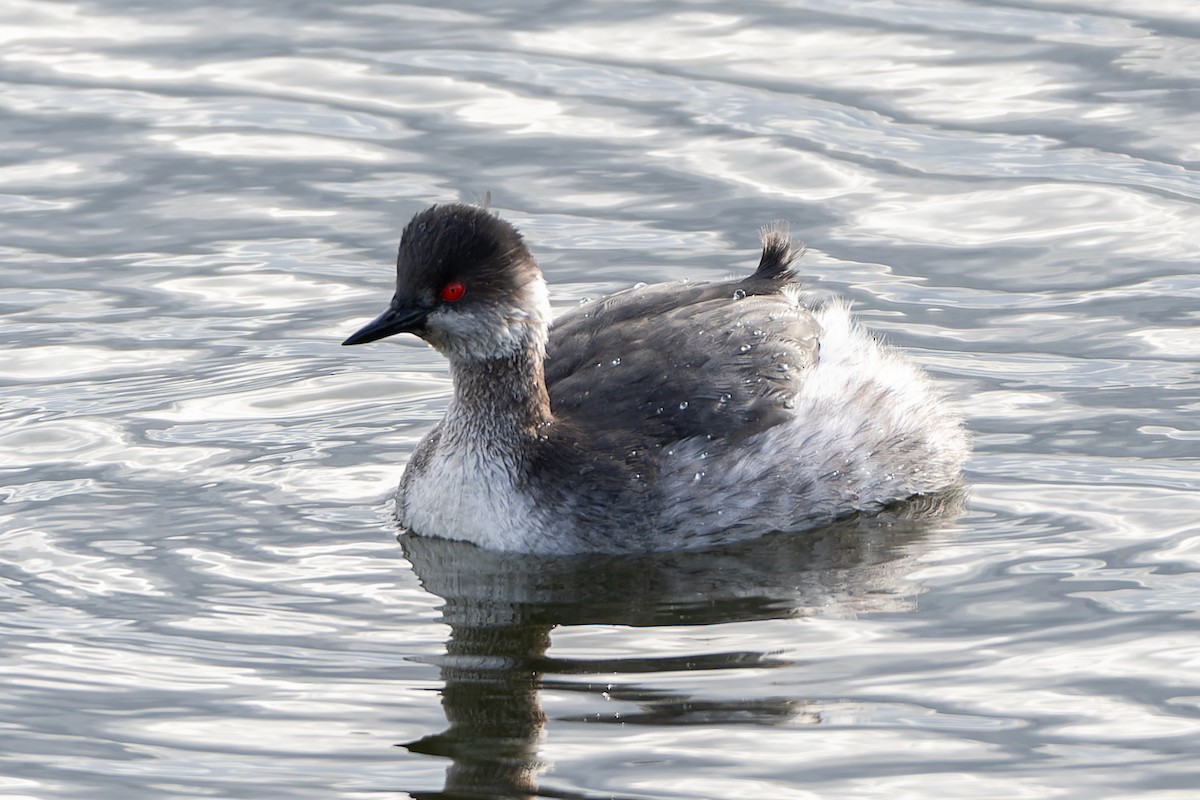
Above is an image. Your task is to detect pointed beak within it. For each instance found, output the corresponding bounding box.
[342,303,429,346]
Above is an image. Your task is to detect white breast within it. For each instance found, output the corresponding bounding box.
[399,436,538,551]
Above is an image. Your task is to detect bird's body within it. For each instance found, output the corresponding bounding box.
[344,204,968,554]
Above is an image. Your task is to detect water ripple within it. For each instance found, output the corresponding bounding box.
[2,0,1199,798]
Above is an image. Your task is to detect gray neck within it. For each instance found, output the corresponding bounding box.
[445,345,553,444]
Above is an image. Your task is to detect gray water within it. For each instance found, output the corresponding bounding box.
[2,1,1199,798]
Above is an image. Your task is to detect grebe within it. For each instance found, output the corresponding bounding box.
[343,203,968,553]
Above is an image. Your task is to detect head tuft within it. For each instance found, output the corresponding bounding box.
[397,203,531,292]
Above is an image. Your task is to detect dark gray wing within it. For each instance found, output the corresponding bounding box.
[544,275,820,451]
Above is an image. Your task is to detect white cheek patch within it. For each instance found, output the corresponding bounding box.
[524,275,552,329]
[426,276,552,362]
[428,306,522,360]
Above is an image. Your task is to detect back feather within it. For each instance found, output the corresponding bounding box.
[752,222,804,281]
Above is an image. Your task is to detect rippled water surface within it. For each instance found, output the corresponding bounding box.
[3,1,1199,797]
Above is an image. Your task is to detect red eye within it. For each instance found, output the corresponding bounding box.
[440,280,466,302]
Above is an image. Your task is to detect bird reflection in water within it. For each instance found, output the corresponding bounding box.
[399,492,964,799]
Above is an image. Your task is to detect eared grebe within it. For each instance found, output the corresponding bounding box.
[343,203,968,554]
